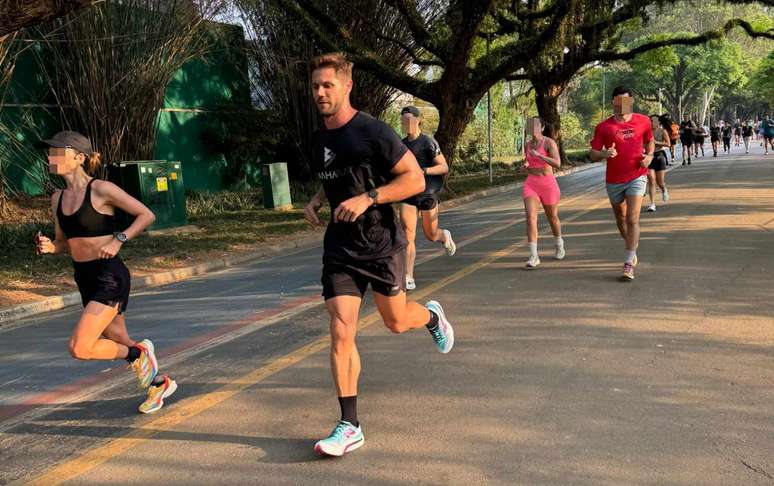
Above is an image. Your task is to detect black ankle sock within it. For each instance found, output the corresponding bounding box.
[151,375,166,387]
[425,310,439,332]
[338,396,358,426]
[125,346,141,363]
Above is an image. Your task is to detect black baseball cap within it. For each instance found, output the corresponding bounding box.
[39,131,94,156]
[401,106,421,118]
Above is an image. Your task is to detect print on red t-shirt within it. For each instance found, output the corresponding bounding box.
[590,113,654,183]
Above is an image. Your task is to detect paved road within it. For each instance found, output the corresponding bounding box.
[1,145,773,485]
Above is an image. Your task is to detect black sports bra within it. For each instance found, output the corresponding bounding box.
[56,179,116,239]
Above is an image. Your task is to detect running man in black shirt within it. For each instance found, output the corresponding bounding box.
[303,53,455,457]
[742,121,754,154]
[722,123,733,153]
[710,123,720,157]
[399,105,456,291]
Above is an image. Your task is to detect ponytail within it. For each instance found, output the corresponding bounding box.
[86,152,102,174]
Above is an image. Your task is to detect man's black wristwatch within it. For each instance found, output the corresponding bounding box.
[367,189,379,206]
[114,232,128,244]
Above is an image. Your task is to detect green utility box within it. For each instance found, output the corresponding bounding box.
[108,160,188,230]
[262,162,292,210]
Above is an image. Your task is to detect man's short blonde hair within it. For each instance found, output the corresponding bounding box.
[310,52,353,79]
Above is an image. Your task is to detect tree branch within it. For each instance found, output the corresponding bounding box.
[383,0,446,61]
[272,0,430,100]
[596,18,774,63]
[374,32,442,67]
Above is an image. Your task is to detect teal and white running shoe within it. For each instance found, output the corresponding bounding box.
[314,420,364,457]
[426,300,454,353]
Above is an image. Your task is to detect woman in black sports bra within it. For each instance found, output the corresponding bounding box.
[36,131,177,414]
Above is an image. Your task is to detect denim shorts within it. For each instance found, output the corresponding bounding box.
[606,175,647,205]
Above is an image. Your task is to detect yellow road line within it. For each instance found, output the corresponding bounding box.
[24,194,609,486]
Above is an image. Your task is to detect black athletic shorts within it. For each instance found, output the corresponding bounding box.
[321,250,407,300]
[73,256,131,314]
[710,136,720,142]
[648,151,668,171]
[404,194,439,211]
[680,136,693,146]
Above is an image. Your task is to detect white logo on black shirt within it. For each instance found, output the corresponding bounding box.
[324,147,336,167]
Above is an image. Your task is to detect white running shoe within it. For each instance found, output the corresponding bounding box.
[554,242,565,260]
[662,189,669,202]
[525,254,540,269]
[647,204,656,212]
[314,420,364,457]
[442,229,456,256]
[406,276,416,291]
[426,300,454,353]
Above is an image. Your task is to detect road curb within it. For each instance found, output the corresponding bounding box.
[0,161,600,325]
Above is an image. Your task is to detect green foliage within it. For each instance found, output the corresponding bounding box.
[749,50,774,107]
[199,106,279,189]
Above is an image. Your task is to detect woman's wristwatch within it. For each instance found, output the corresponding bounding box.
[114,232,128,244]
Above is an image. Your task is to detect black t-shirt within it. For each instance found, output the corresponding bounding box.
[742,125,754,137]
[710,127,721,139]
[402,133,443,195]
[722,126,733,138]
[312,111,408,261]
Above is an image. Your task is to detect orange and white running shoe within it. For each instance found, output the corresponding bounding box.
[131,339,158,389]
[139,375,177,414]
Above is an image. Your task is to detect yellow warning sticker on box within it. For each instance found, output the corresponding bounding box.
[170,172,178,181]
[156,177,168,192]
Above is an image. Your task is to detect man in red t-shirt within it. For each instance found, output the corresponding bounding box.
[589,86,655,281]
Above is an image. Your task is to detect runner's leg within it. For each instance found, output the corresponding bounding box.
[326,296,362,399]
[69,302,128,360]
[419,206,444,244]
[400,204,419,282]
[611,199,628,241]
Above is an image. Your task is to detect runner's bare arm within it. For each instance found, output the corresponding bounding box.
[425,152,449,176]
[304,187,327,226]
[589,144,617,162]
[533,138,562,169]
[94,180,156,241]
[655,129,670,148]
[37,191,69,255]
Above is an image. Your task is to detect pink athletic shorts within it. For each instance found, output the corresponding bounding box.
[522,174,561,205]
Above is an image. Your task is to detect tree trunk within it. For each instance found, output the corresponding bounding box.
[433,89,481,170]
[0,0,97,38]
[534,82,569,163]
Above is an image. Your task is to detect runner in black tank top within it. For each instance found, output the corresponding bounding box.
[37,131,177,414]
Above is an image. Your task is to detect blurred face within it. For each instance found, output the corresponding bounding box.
[651,116,660,129]
[311,67,352,117]
[401,113,420,134]
[612,94,633,115]
[47,147,83,175]
[526,117,542,138]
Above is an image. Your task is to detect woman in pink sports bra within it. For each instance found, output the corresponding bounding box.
[522,116,564,269]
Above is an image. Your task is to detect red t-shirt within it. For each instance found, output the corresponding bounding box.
[590,114,653,183]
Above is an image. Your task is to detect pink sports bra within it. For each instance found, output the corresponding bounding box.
[525,137,550,169]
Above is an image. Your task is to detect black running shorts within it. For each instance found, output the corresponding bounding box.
[321,251,407,300]
[648,151,668,172]
[73,256,131,314]
[404,194,439,211]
